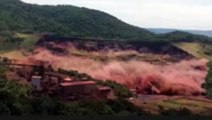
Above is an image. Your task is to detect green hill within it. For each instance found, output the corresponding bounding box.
[0,0,211,42]
[158,31,212,42]
[0,0,156,41]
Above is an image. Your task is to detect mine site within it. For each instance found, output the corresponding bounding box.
[1,34,212,115]
[1,0,212,117]
[17,36,209,95]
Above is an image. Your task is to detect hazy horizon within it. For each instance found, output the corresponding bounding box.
[21,0,212,30]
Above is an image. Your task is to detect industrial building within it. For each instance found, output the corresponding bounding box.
[2,60,114,101]
[30,72,113,100]
[59,81,112,100]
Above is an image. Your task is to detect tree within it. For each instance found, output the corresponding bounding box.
[0,78,32,115]
[206,61,212,98]
[0,63,6,78]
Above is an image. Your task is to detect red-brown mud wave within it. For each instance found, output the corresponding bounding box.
[20,48,208,95]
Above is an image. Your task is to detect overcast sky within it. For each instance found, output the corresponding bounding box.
[21,0,212,30]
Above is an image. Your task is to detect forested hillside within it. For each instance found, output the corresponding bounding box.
[159,31,212,42]
[0,0,156,40]
[0,0,212,42]
[148,28,212,38]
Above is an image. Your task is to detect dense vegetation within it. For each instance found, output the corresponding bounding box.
[0,0,211,43]
[206,61,212,98]
[0,0,155,41]
[159,31,212,42]
[148,28,212,38]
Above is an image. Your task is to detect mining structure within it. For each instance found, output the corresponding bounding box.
[1,58,113,101]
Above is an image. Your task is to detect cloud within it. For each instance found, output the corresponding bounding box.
[21,0,212,30]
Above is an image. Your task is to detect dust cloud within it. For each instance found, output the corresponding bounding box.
[22,48,208,95]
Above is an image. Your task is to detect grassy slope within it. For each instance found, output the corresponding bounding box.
[0,50,25,60]
[131,97,212,115]
[0,32,42,60]
[15,33,41,50]
[173,42,212,60]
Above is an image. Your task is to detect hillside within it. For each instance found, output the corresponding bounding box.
[0,0,155,41]
[0,0,211,43]
[157,31,212,42]
[148,28,212,38]
[173,41,212,60]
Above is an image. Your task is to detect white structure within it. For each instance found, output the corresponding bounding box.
[31,76,42,91]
